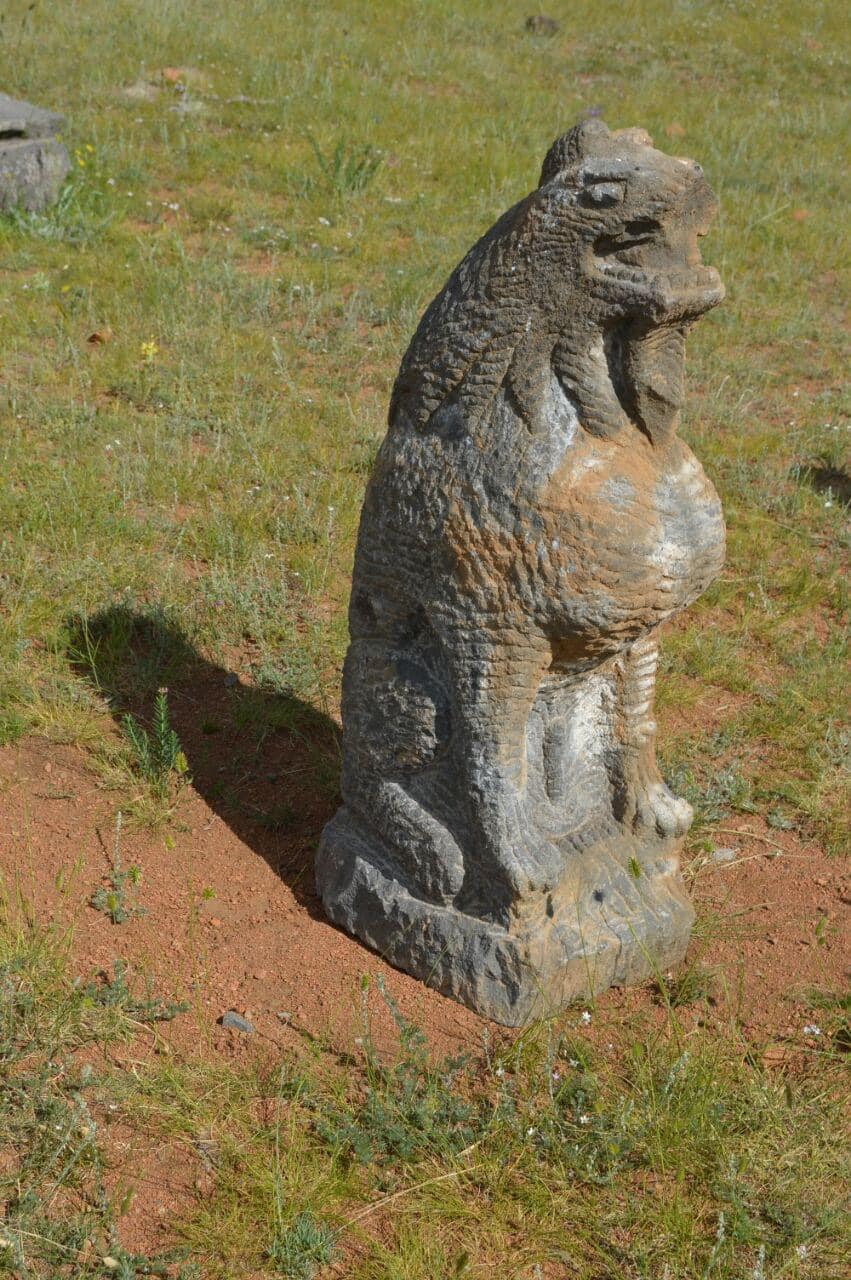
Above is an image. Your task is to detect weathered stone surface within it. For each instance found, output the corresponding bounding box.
[0,92,70,212]
[316,119,725,1025]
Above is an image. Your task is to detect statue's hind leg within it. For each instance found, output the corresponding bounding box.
[329,631,466,905]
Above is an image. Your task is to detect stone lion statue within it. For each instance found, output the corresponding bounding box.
[316,118,725,1024]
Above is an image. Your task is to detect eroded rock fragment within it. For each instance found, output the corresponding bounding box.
[317,119,726,1025]
[0,92,70,212]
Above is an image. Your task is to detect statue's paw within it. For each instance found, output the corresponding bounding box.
[501,834,565,896]
[635,781,692,839]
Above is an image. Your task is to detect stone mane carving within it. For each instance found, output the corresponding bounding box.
[316,119,725,1025]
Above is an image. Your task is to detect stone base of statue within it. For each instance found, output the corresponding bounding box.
[318,816,693,1026]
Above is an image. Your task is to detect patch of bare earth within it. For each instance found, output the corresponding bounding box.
[1,733,847,1255]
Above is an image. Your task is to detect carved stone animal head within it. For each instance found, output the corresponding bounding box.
[539,118,722,326]
[391,118,723,445]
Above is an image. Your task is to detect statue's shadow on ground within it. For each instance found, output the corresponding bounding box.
[67,605,340,918]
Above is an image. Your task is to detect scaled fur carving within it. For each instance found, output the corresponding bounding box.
[317,119,726,1025]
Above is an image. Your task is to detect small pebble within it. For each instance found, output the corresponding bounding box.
[711,846,738,864]
[220,1010,254,1034]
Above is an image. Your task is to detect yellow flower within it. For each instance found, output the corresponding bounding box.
[140,339,159,364]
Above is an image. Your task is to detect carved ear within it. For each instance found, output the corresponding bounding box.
[538,118,609,186]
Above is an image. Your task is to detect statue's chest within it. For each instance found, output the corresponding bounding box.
[541,438,725,605]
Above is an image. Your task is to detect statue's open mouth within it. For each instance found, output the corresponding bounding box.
[593,259,723,320]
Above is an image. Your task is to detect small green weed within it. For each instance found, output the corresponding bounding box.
[90,812,145,924]
[801,988,851,1057]
[267,1209,336,1279]
[307,135,383,197]
[664,759,757,830]
[805,987,851,1016]
[0,706,27,746]
[121,687,188,803]
[79,959,189,1024]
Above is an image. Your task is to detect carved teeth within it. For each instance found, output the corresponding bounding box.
[596,262,648,284]
[594,262,720,295]
[591,261,721,308]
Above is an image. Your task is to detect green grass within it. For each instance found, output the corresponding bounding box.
[1,919,847,1278]
[0,0,847,849]
[0,911,193,1277]
[0,0,848,1275]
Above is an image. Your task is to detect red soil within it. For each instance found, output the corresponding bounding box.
[1,712,847,1262]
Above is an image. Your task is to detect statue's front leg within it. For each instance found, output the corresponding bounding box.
[448,638,566,908]
[615,634,692,840]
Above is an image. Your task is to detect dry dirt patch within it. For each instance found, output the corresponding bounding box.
[2,737,846,1062]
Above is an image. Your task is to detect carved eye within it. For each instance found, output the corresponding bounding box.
[583,181,625,207]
